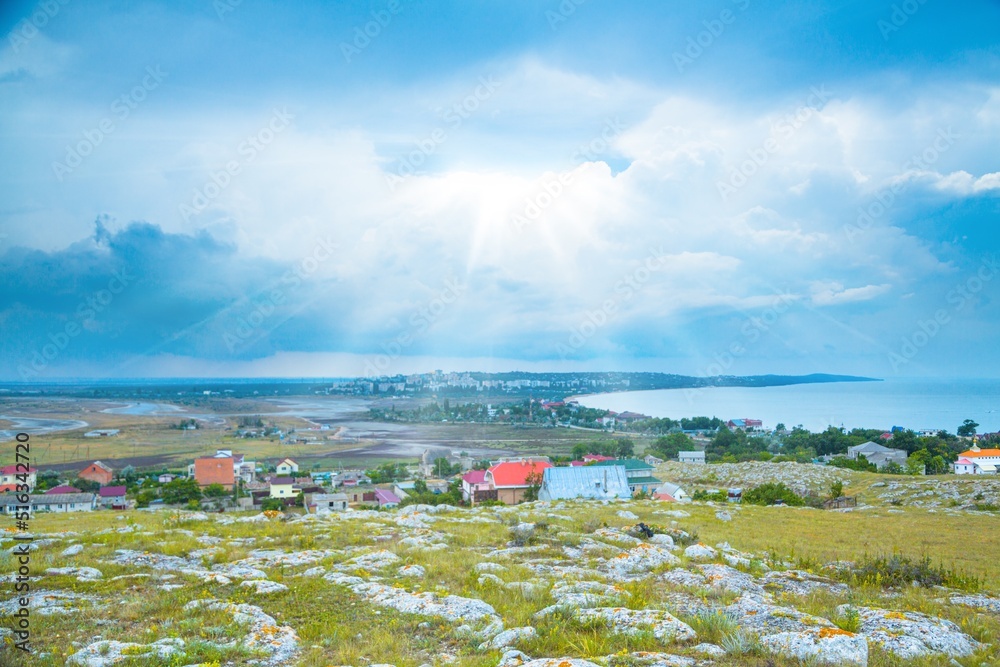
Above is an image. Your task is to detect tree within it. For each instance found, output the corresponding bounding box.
[958,419,979,437]
[522,470,543,502]
[651,433,693,460]
[571,443,589,460]
[829,481,844,500]
[261,497,284,511]
[204,483,228,498]
[34,470,61,492]
[161,478,202,505]
[775,423,787,432]
[614,438,635,458]
[120,465,137,484]
[413,479,428,494]
[136,490,157,508]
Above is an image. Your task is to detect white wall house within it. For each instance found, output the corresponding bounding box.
[954,446,1000,474]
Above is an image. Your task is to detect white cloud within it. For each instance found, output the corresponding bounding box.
[810,281,892,306]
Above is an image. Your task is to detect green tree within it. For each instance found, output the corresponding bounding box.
[614,438,635,458]
[829,481,844,499]
[521,470,543,502]
[571,443,588,460]
[958,419,979,437]
[651,432,693,459]
[162,478,202,505]
[413,479,428,494]
[203,483,228,498]
[136,490,157,508]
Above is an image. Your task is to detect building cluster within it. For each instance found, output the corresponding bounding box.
[0,460,126,514]
[325,370,633,396]
[459,456,684,506]
[953,445,1000,475]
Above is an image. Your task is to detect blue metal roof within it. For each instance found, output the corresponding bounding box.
[538,465,632,501]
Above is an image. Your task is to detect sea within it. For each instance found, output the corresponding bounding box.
[576,377,1000,434]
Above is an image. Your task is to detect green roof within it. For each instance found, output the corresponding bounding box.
[592,458,654,471]
[625,476,662,485]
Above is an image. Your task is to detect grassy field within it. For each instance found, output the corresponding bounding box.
[2,499,998,667]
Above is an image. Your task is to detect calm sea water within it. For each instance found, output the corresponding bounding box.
[577,377,1000,433]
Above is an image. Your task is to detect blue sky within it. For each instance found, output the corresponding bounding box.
[1,0,999,380]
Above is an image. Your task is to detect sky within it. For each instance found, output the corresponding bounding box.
[1,0,999,381]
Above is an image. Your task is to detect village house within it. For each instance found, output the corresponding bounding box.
[0,492,97,514]
[954,445,1000,474]
[678,451,706,464]
[193,456,236,490]
[652,481,689,502]
[847,441,908,470]
[727,418,764,432]
[374,488,400,509]
[307,492,348,512]
[83,429,120,438]
[644,454,664,466]
[592,458,661,495]
[191,450,257,489]
[460,469,491,504]
[0,465,37,490]
[268,477,299,499]
[484,459,554,505]
[332,470,371,487]
[157,473,176,484]
[98,485,128,510]
[343,486,378,506]
[538,465,632,501]
[276,458,299,476]
[79,461,114,486]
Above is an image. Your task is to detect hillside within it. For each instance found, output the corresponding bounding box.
[2,493,1000,667]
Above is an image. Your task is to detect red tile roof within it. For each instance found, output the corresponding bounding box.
[194,457,235,487]
[487,460,553,487]
[98,486,127,497]
[462,470,487,484]
[0,484,18,493]
[582,454,615,462]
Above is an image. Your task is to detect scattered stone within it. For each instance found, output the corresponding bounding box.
[847,606,983,659]
[950,594,1000,615]
[607,652,695,666]
[239,579,288,594]
[67,638,185,666]
[478,626,538,650]
[61,544,84,557]
[617,510,639,520]
[602,543,680,579]
[575,607,696,643]
[497,649,533,667]
[759,628,868,666]
[0,590,101,616]
[45,566,102,581]
[715,510,732,521]
[185,599,299,666]
[683,544,717,561]
[398,564,426,578]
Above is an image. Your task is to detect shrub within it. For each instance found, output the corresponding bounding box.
[692,489,728,502]
[845,554,982,591]
[741,483,804,506]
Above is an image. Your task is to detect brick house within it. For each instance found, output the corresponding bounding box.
[78,461,114,486]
